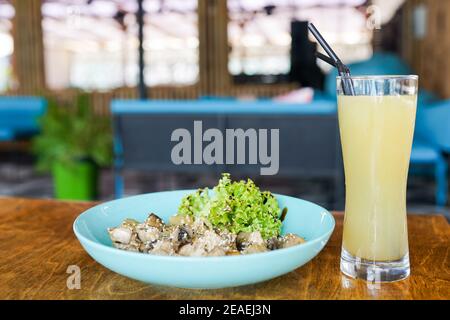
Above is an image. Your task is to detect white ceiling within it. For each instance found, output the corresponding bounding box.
[0,0,407,54]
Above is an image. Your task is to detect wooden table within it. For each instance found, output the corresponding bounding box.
[0,197,449,300]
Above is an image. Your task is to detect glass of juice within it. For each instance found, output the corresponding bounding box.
[337,75,418,282]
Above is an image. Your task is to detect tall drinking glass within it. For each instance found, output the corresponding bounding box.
[337,75,418,282]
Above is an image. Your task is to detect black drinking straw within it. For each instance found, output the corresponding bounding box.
[308,23,355,95]
[316,52,337,68]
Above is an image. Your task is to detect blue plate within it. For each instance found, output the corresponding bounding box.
[73,190,335,289]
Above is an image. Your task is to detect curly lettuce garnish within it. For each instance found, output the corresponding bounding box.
[178,173,282,239]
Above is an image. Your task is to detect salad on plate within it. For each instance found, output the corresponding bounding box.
[108,174,305,256]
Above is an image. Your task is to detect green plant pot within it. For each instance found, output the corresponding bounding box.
[52,161,98,200]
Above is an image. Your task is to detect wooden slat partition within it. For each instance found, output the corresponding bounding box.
[198,0,231,96]
[11,0,46,95]
[402,0,450,98]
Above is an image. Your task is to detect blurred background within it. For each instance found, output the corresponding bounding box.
[0,0,448,216]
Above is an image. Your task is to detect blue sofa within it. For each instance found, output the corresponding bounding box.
[0,96,47,142]
[320,52,449,206]
[111,99,342,200]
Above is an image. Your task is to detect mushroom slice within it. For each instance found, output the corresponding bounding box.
[170,225,193,251]
[280,207,288,222]
[145,213,165,230]
[121,218,139,229]
[226,249,241,256]
[266,237,280,250]
[176,226,192,245]
[138,241,156,253]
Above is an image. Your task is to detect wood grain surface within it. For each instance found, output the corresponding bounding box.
[0,197,448,300]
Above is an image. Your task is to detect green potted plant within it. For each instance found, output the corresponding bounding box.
[32,94,113,200]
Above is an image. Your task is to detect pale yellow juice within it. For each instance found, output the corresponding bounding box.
[338,95,417,261]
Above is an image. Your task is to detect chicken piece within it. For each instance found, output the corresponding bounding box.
[178,243,207,257]
[113,242,140,252]
[149,239,176,256]
[158,224,173,237]
[207,247,227,256]
[136,224,160,243]
[215,229,237,251]
[248,231,265,245]
[109,228,142,252]
[241,243,268,255]
[178,229,230,256]
[197,230,225,252]
[190,218,207,235]
[169,214,194,226]
[236,231,265,251]
[108,227,133,245]
[279,233,305,248]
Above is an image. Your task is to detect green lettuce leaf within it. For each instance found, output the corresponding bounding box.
[177,173,282,239]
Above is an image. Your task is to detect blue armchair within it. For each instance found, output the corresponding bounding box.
[0,96,47,142]
[321,52,449,206]
[413,99,450,206]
